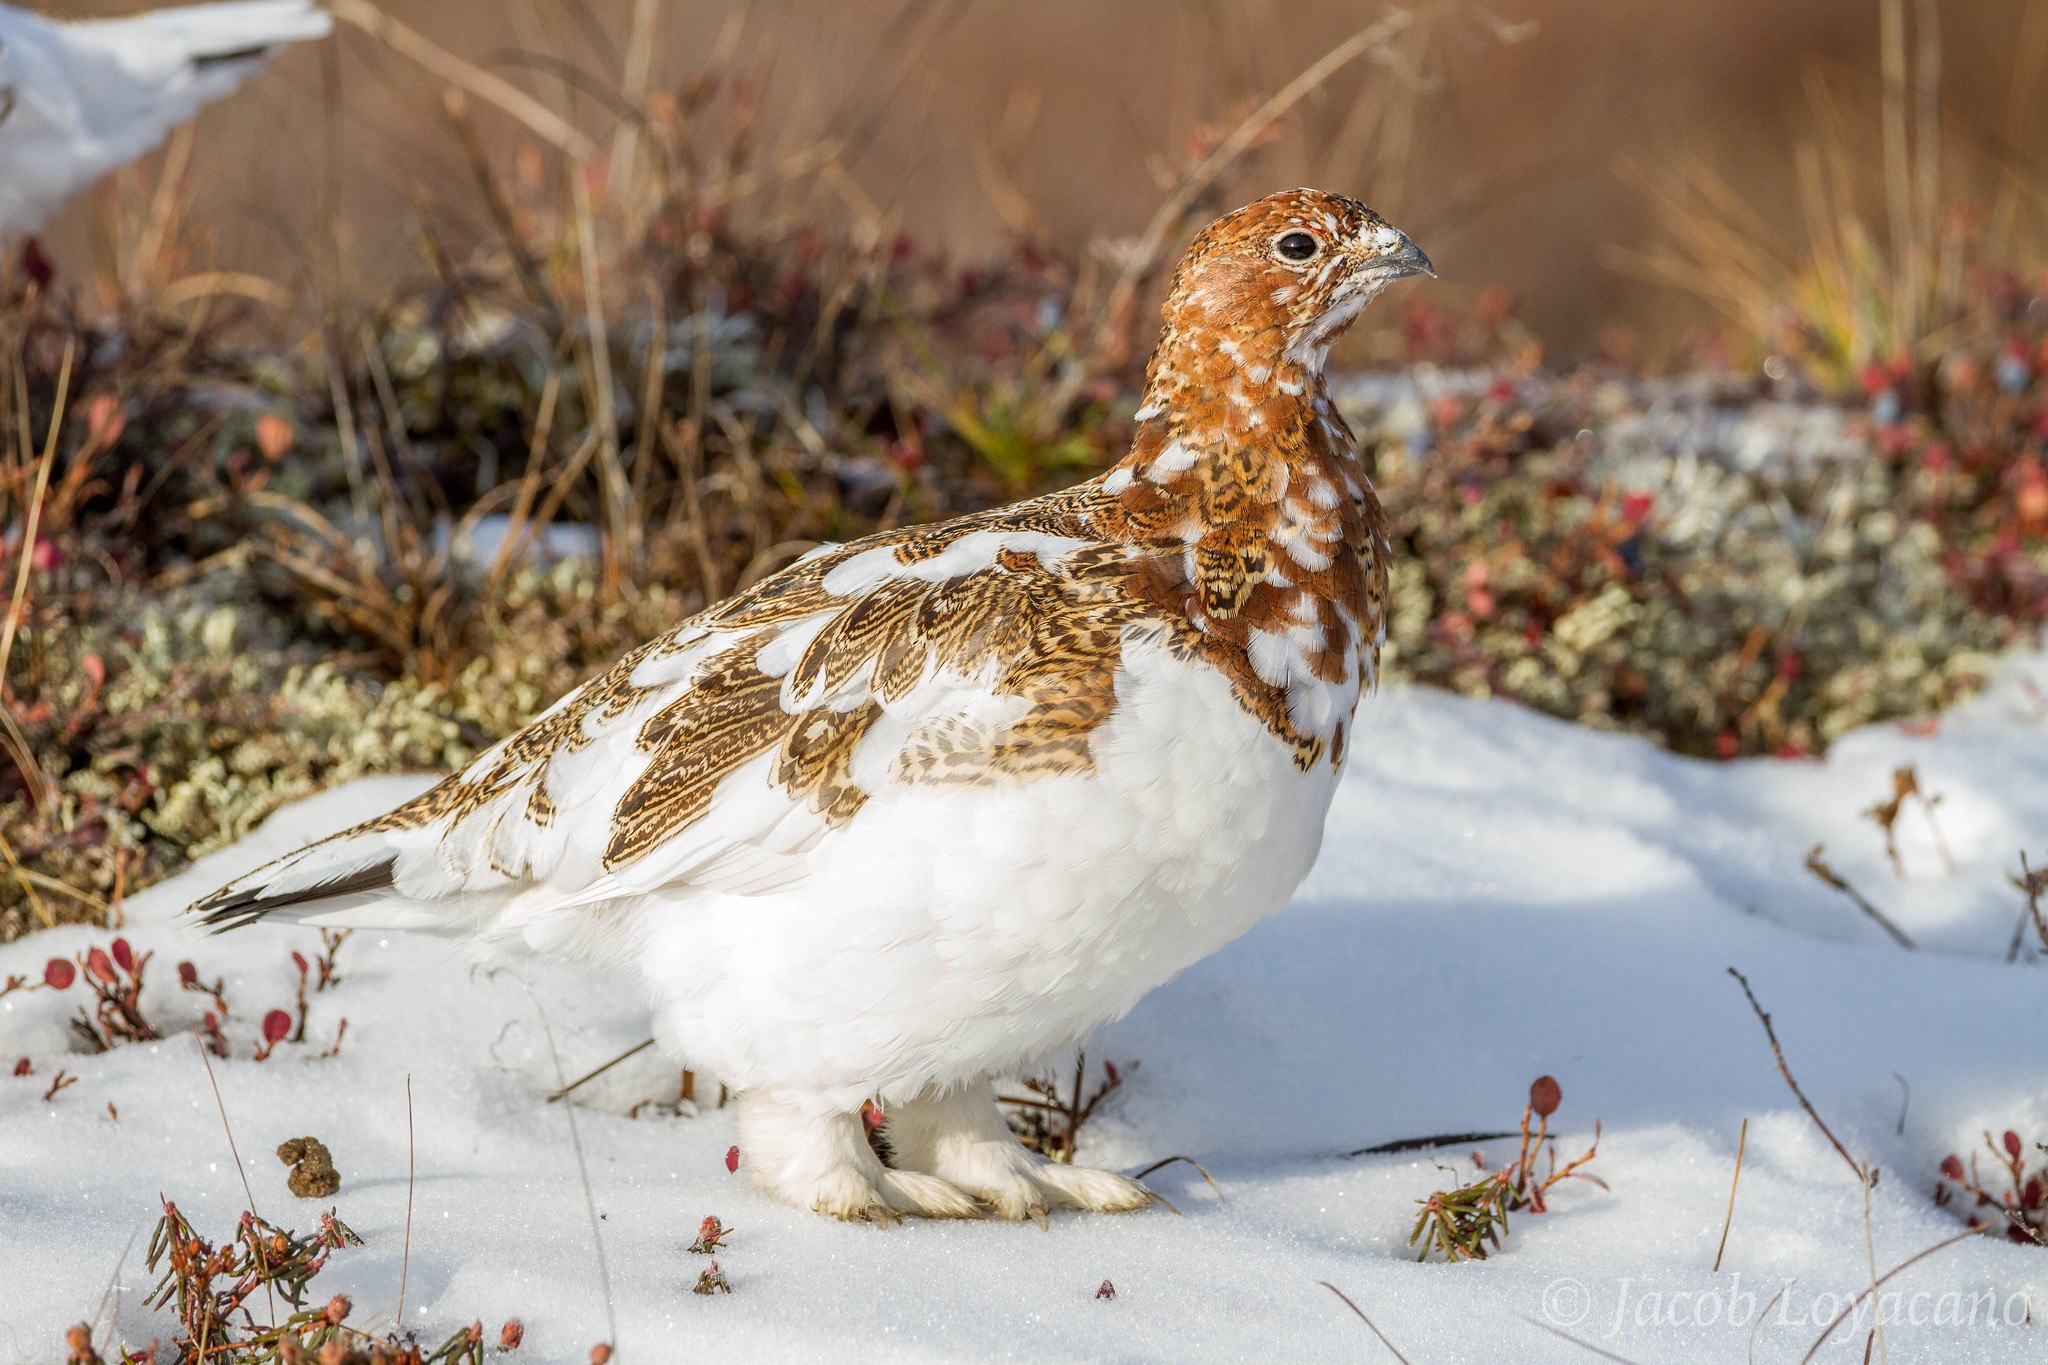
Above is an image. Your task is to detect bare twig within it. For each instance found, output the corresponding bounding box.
[547,1037,658,1104]
[1727,968,1869,1184]
[193,1030,278,1328]
[1804,846,1915,949]
[397,1074,415,1331]
[1799,1227,1985,1363]
[328,0,601,159]
[1129,1154,1225,1204]
[1713,1118,1748,1272]
[1318,1282,1414,1364]
[2005,852,2048,963]
[1349,1130,1519,1158]
[522,984,619,1350]
[1512,1312,1648,1364]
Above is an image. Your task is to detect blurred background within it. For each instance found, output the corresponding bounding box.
[9,0,2048,938]
[34,0,2048,358]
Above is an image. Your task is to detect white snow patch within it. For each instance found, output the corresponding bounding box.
[5,657,2048,1361]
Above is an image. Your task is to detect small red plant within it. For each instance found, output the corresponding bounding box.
[177,959,230,1017]
[692,1261,732,1295]
[199,1012,230,1059]
[1409,1076,1605,1261]
[253,1009,293,1062]
[687,1215,732,1254]
[46,938,161,1052]
[1000,1051,1136,1162]
[1936,1129,2048,1246]
[1095,1279,1117,1301]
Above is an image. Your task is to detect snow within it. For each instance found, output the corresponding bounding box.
[5,655,2048,1363]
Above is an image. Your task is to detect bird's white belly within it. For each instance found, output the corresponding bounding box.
[630,640,1347,1109]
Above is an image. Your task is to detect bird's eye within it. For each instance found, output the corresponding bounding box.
[1274,231,1320,263]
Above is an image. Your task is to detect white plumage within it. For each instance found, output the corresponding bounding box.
[0,1,331,235]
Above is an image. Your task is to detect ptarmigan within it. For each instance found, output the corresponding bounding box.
[194,188,1433,1223]
[0,1,331,236]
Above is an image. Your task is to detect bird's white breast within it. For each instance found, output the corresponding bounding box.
[628,636,1346,1110]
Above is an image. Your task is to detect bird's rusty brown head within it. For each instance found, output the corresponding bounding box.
[1140,189,1432,417]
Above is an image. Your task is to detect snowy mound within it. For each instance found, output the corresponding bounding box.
[5,660,2048,1361]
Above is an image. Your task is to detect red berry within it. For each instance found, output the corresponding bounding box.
[262,1010,292,1044]
[725,1145,740,1174]
[1941,1155,1966,1181]
[1529,1075,1562,1119]
[42,959,75,990]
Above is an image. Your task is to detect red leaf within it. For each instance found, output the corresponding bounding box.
[1941,1155,1966,1181]
[262,1010,292,1044]
[499,1320,525,1350]
[85,948,115,984]
[177,961,198,987]
[43,959,75,990]
[109,939,133,973]
[292,951,308,975]
[253,413,295,461]
[2005,1130,2024,1159]
[724,1145,740,1174]
[11,1058,28,1076]
[1529,1075,1562,1119]
[82,394,126,453]
[81,654,105,689]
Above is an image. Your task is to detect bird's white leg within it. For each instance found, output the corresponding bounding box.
[880,1083,1154,1221]
[735,1090,982,1221]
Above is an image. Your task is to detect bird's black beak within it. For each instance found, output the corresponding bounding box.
[1381,230,1435,280]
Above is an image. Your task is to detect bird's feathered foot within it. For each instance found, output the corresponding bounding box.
[736,1092,984,1222]
[880,1084,1155,1222]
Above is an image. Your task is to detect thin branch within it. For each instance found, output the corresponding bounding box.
[1799,1227,1985,1363]
[1318,1282,1414,1364]
[1349,1130,1519,1158]
[193,1030,278,1329]
[1512,1312,1648,1364]
[547,1037,657,1104]
[1129,1155,1226,1204]
[1727,968,1869,1184]
[397,1074,415,1331]
[328,0,602,159]
[522,983,619,1349]
[1804,846,1915,948]
[1713,1118,1748,1272]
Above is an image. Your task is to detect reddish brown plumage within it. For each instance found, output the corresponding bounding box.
[195,189,1430,905]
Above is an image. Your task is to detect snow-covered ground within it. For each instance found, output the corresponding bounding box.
[5,654,2048,1363]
